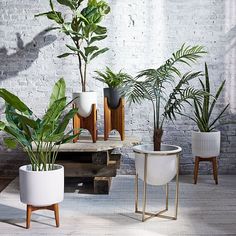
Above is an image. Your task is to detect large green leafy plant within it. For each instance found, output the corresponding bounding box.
[123,44,206,151]
[182,63,229,132]
[36,0,110,92]
[0,78,79,171]
[94,67,132,88]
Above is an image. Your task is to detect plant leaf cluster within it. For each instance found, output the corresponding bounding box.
[122,44,207,130]
[0,78,80,171]
[35,0,110,92]
[94,67,132,88]
[181,63,229,132]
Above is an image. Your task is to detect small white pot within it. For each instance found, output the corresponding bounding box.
[192,131,221,158]
[73,91,97,118]
[133,144,182,186]
[19,164,64,206]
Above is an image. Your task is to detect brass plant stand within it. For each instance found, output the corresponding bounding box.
[135,153,180,222]
[104,97,125,141]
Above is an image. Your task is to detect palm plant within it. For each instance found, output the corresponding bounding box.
[94,67,132,88]
[36,0,110,92]
[0,78,79,171]
[123,44,207,151]
[182,63,229,132]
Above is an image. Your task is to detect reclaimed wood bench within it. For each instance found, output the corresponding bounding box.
[34,136,140,194]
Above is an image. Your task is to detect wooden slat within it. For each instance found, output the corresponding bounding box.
[59,161,117,177]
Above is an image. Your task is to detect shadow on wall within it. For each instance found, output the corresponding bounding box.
[0,29,56,81]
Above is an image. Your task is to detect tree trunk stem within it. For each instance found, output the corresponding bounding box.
[153,128,163,151]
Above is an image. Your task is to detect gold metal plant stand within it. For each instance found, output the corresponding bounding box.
[134,153,180,222]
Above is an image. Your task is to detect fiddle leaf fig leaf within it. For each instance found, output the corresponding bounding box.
[89,35,107,45]
[57,0,76,10]
[90,47,109,61]
[85,46,99,56]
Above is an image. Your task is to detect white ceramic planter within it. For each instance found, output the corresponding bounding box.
[73,91,97,118]
[19,164,64,206]
[133,144,182,186]
[192,131,221,158]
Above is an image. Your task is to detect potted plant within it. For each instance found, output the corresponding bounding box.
[182,63,229,158]
[36,0,110,117]
[94,67,132,108]
[122,44,206,185]
[0,78,79,227]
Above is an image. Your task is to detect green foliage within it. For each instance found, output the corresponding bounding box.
[122,44,207,132]
[35,0,110,92]
[182,63,229,132]
[0,78,80,171]
[94,67,132,88]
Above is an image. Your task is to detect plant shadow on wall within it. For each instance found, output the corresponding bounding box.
[0,30,56,81]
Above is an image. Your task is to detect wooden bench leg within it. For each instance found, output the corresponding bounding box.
[194,156,199,184]
[26,203,60,229]
[212,157,218,185]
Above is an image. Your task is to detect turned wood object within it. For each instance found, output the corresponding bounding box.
[73,103,97,143]
[104,97,125,141]
[193,156,218,184]
[26,203,59,229]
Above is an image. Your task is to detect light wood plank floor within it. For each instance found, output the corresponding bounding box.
[0,175,236,235]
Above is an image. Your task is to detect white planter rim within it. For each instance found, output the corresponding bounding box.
[19,164,63,173]
[192,130,220,134]
[133,144,182,155]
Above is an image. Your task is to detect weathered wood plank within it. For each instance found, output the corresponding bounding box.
[59,161,117,177]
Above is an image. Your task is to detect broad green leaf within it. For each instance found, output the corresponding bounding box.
[57,0,76,10]
[57,52,75,58]
[66,44,80,52]
[94,25,107,35]
[35,11,64,24]
[49,78,66,106]
[89,35,107,44]
[84,46,98,56]
[0,89,32,115]
[90,47,108,60]
[4,137,17,149]
[0,121,5,130]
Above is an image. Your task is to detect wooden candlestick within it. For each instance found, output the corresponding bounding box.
[104,97,125,141]
[73,103,97,143]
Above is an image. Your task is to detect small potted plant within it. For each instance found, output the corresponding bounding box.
[94,67,132,108]
[182,63,229,158]
[0,78,79,228]
[36,0,110,117]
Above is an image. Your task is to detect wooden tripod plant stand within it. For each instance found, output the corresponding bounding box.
[26,204,59,229]
[73,103,97,143]
[193,156,218,184]
[104,97,125,141]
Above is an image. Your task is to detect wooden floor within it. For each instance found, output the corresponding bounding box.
[0,175,236,235]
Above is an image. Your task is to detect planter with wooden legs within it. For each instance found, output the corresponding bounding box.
[19,165,64,229]
[192,131,220,184]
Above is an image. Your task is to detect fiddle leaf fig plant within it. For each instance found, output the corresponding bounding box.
[122,44,207,151]
[0,78,80,171]
[35,0,110,92]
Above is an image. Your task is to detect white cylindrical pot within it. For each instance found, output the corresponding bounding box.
[133,144,182,186]
[19,164,64,206]
[192,131,221,158]
[73,91,97,118]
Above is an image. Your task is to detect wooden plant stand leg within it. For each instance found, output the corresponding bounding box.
[193,156,218,185]
[104,97,125,141]
[193,156,200,184]
[73,103,97,143]
[26,203,60,229]
[212,157,218,184]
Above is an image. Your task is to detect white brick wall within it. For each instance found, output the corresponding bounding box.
[0,0,235,174]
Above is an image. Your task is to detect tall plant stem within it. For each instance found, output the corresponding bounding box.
[83,63,87,92]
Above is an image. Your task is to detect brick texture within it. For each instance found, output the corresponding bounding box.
[0,0,235,174]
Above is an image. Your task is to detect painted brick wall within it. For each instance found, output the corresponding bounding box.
[0,0,235,175]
